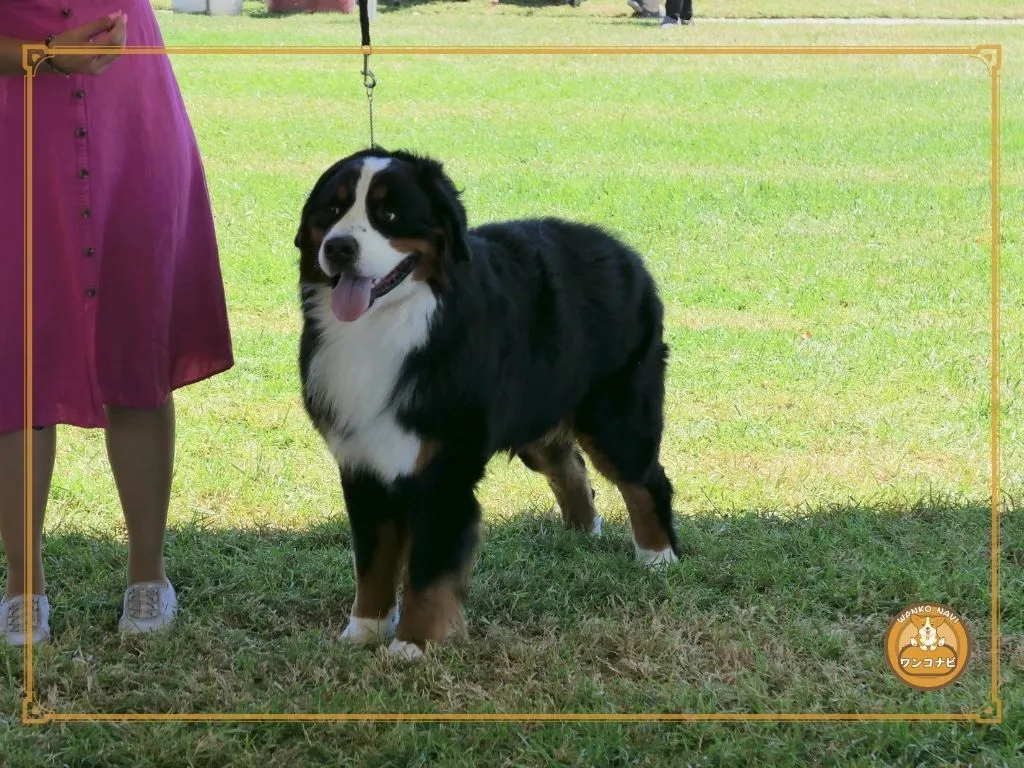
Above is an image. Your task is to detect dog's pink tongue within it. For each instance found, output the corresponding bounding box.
[331,277,373,322]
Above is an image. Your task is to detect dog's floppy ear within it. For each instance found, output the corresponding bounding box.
[414,154,471,263]
[293,220,308,250]
[294,158,347,250]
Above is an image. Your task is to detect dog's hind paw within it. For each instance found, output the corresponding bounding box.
[387,639,425,660]
[341,607,399,644]
[635,546,679,568]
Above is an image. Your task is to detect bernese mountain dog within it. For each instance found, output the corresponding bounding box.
[294,147,678,659]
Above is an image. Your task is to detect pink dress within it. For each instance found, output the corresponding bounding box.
[0,0,233,434]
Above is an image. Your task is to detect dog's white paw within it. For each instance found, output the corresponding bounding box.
[341,607,398,644]
[387,639,425,660]
[590,514,603,536]
[635,546,679,568]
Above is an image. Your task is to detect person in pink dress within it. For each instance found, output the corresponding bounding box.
[0,1,234,645]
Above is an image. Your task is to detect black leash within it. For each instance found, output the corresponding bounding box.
[358,0,377,148]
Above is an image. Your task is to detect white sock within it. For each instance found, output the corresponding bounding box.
[635,544,678,567]
[387,639,425,660]
[340,606,398,643]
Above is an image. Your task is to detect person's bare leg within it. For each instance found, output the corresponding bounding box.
[104,396,174,586]
[1,427,55,599]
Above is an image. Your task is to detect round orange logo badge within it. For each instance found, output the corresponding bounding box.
[884,603,971,690]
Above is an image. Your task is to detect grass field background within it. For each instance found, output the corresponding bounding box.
[2,1,1023,765]
[152,0,1024,20]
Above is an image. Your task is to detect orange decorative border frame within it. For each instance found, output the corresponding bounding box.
[19,44,1002,725]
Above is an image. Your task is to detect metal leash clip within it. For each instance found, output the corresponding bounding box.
[362,54,376,95]
[361,52,376,148]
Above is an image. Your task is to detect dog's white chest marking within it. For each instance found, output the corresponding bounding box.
[304,286,436,483]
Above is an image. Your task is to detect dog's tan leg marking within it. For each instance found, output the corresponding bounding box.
[415,439,441,474]
[341,519,407,644]
[520,436,598,533]
[349,441,440,649]
[389,579,467,660]
[578,436,676,565]
[619,484,674,555]
[389,548,474,660]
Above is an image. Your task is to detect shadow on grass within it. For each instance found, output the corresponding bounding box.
[20,497,1007,640]
[2,498,1018,723]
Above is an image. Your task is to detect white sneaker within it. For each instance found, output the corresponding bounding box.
[1,594,51,646]
[118,580,178,635]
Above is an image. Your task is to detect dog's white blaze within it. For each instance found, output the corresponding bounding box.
[318,156,415,307]
[304,279,436,483]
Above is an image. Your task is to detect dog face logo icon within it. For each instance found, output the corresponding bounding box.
[885,603,971,690]
[911,616,944,651]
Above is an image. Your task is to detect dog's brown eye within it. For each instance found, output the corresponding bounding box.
[381,209,398,223]
[328,205,342,219]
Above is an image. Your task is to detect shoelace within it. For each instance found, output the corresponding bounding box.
[4,596,42,633]
[126,585,162,620]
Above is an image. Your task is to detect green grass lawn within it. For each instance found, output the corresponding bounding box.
[2,3,1023,766]
[153,0,1024,20]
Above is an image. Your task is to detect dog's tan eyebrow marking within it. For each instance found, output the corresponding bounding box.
[369,181,389,201]
[335,184,349,203]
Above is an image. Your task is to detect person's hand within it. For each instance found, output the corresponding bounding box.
[47,11,128,76]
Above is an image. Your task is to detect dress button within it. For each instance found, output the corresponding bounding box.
[79,169,89,178]
[85,288,96,298]
[82,208,90,218]
[76,127,87,138]
[62,8,73,17]
[73,88,85,99]
[84,247,95,257]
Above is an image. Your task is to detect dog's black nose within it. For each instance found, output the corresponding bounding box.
[323,235,359,271]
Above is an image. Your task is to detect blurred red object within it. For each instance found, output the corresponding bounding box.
[267,0,355,12]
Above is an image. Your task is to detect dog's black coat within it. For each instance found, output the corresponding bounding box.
[295,148,677,649]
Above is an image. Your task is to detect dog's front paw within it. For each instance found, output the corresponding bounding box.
[635,546,679,568]
[387,639,425,660]
[341,607,399,644]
